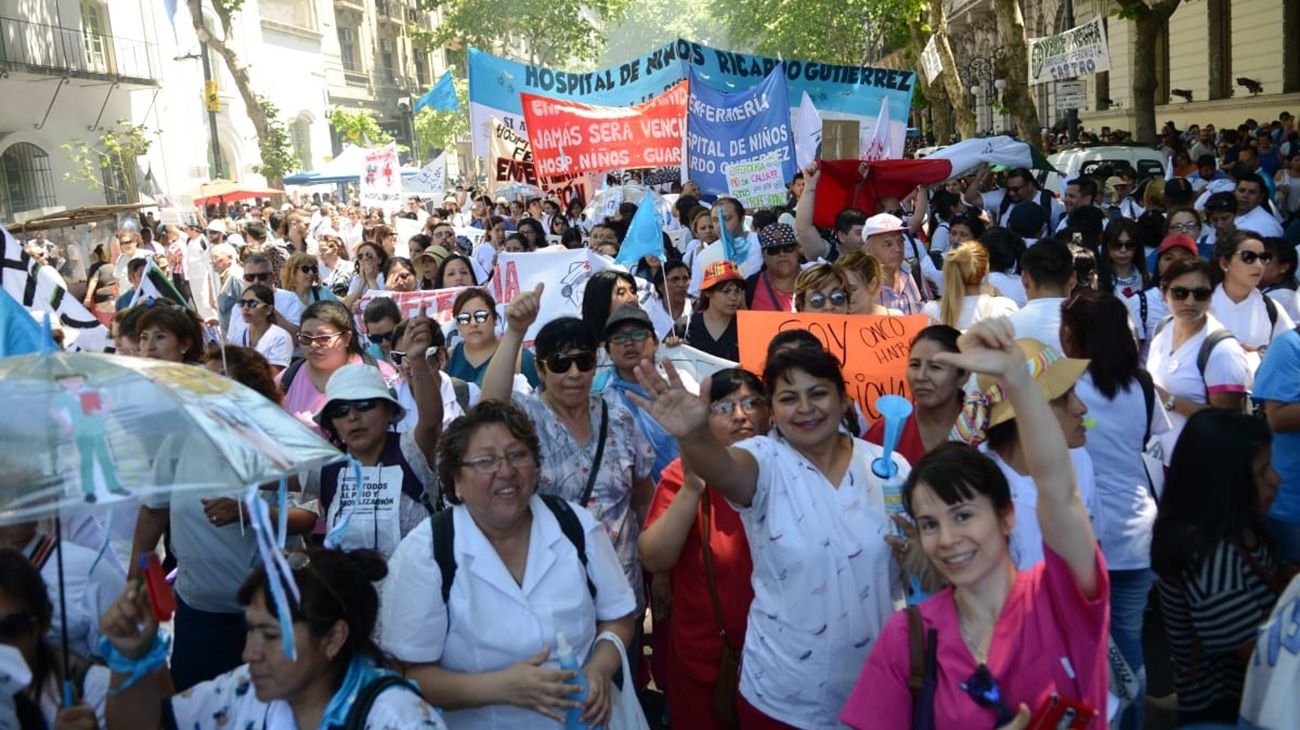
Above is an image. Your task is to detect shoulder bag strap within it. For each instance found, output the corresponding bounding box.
[698,488,737,651]
[579,400,609,507]
[760,271,781,310]
[906,605,925,697]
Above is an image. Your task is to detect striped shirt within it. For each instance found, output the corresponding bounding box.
[1157,540,1279,725]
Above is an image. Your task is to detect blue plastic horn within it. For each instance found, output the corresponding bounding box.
[871,395,914,478]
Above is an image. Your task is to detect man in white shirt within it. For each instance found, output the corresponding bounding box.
[1004,238,1075,353]
[1235,173,1285,238]
[965,165,1066,235]
[224,254,302,344]
[1055,177,1099,232]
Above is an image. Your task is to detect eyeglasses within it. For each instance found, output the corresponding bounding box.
[432,229,453,239]
[608,329,651,346]
[1237,250,1273,265]
[709,396,763,416]
[238,299,264,309]
[0,612,37,640]
[368,330,396,343]
[244,272,271,283]
[961,665,1018,727]
[1168,221,1200,233]
[1168,285,1213,302]
[456,309,492,326]
[806,290,849,310]
[1108,239,1137,251]
[360,252,378,260]
[388,350,407,367]
[323,398,383,421]
[462,449,535,474]
[298,331,344,347]
[542,351,597,374]
[298,265,317,275]
[764,243,799,255]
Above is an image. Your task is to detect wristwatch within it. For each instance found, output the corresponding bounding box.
[1163,394,1177,411]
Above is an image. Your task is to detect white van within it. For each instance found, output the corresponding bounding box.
[1043,144,1167,193]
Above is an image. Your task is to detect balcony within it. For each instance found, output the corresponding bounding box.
[0,16,158,86]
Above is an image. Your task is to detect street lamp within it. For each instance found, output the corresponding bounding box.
[964,48,1006,135]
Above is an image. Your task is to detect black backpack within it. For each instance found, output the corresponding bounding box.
[336,674,422,730]
[430,494,596,611]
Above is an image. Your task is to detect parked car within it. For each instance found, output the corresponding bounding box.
[1043,144,1167,193]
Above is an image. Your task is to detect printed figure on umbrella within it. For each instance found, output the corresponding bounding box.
[49,371,130,503]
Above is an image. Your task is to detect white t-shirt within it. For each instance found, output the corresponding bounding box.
[240,323,293,368]
[988,272,1027,306]
[1004,296,1067,353]
[393,376,481,434]
[1210,285,1295,372]
[1073,373,1170,570]
[30,537,124,660]
[1266,285,1300,325]
[1236,206,1285,237]
[922,293,1019,331]
[225,288,303,345]
[986,447,1098,570]
[1146,315,1251,462]
[379,497,636,730]
[472,240,498,277]
[1239,572,1300,729]
[731,435,906,729]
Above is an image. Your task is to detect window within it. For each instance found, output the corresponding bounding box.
[822,120,860,160]
[259,0,317,30]
[380,37,396,80]
[338,26,358,72]
[1285,0,1299,93]
[291,113,313,171]
[414,54,428,87]
[1207,0,1231,100]
[1,143,58,215]
[80,0,112,74]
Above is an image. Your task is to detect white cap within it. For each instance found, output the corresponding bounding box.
[204,219,228,234]
[861,213,906,238]
[313,364,405,427]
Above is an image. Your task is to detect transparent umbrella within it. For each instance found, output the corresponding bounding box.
[0,351,343,525]
[491,182,544,202]
[582,184,676,230]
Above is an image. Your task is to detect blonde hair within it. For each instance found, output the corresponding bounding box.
[940,242,990,328]
[836,250,883,290]
[794,263,850,311]
[1143,179,1167,213]
[284,251,320,291]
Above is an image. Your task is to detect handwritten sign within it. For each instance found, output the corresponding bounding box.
[355,287,468,334]
[736,311,928,422]
[726,152,787,209]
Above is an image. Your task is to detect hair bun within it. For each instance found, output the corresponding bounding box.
[339,547,389,583]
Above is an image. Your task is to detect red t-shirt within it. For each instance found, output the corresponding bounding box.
[748,272,794,312]
[863,413,927,468]
[644,459,754,684]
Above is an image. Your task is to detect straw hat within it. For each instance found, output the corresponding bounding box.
[952,339,1089,445]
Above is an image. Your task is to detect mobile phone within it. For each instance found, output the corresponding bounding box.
[139,554,177,622]
[1025,693,1097,730]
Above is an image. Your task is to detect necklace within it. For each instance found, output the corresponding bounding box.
[958,607,993,664]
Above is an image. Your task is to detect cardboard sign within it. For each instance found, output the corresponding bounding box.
[487,118,538,190]
[726,153,787,209]
[521,80,688,177]
[736,311,928,422]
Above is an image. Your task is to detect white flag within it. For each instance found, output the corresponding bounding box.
[795,91,823,170]
[407,152,447,196]
[0,225,109,352]
[862,98,893,161]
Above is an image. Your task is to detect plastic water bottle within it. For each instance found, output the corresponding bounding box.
[555,632,589,730]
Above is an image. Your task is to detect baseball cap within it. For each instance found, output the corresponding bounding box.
[861,213,906,238]
[1164,178,1195,206]
[313,364,405,428]
[204,219,227,234]
[1203,191,1238,214]
[700,260,744,291]
[603,304,654,337]
[1156,233,1198,257]
[758,223,798,249]
[1006,202,1047,238]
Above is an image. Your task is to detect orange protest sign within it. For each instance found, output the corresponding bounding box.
[522,80,689,177]
[736,311,928,423]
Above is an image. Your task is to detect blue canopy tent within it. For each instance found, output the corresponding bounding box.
[282,146,423,186]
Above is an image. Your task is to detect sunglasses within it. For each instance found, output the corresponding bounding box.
[456,309,492,326]
[608,328,651,346]
[238,299,264,309]
[764,243,799,255]
[806,290,849,310]
[961,664,1018,727]
[709,396,763,416]
[543,351,597,374]
[1237,250,1273,265]
[369,330,396,343]
[0,612,37,641]
[298,331,343,347]
[298,265,317,275]
[244,272,271,283]
[1108,240,1137,251]
[323,398,383,421]
[1168,285,1213,302]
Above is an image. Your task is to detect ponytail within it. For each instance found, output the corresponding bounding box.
[940,242,990,328]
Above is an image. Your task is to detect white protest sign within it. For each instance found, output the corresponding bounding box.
[726,153,787,209]
[360,143,402,216]
[1028,17,1111,85]
[660,343,738,382]
[920,35,943,84]
[393,217,423,258]
[487,118,537,193]
[489,248,609,341]
[354,287,469,337]
[406,153,447,197]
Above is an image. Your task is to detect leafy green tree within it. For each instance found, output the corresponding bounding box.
[413,0,630,67]
[251,98,298,184]
[598,1,731,65]
[62,119,154,203]
[327,108,393,147]
[412,72,469,158]
[711,0,913,67]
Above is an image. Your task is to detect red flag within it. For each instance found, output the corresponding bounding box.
[811,158,953,228]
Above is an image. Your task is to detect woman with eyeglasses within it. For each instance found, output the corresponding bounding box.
[921,242,1018,330]
[1260,236,1300,323]
[445,287,540,389]
[374,224,398,258]
[380,400,637,729]
[687,261,746,362]
[284,252,337,309]
[517,218,546,250]
[435,253,478,289]
[1146,258,1250,460]
[631,344,908,729]
[235,283,293,372]
[836,251,897,316]
[103,548,446,729]
[279,300,396,433]
[638,368,768,730]
[794,263,851,315]
[841,318,1108,730]
[1150,409,1284,728]
[1211,231,1295,371]
[343,242,388,310]
[1098,219,1154,349]
[483,291,657,616]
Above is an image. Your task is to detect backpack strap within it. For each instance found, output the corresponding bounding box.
[538,494,597,600]
[1196,329,1236,381]
[1138,289,1149,340]
[280,357,306,394]
[1135,370,1156,444]
[906,605,925,697]
[430,508,456,606]
[1263,293,1278,333]
[339,674,420,730]
[579,401,609,508]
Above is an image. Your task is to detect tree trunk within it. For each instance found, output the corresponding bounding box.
[187,0,283,189]
[1130,0,1182,144]
[992,0,1042,150]
[909,20,953,145]
[928,0,976,140]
